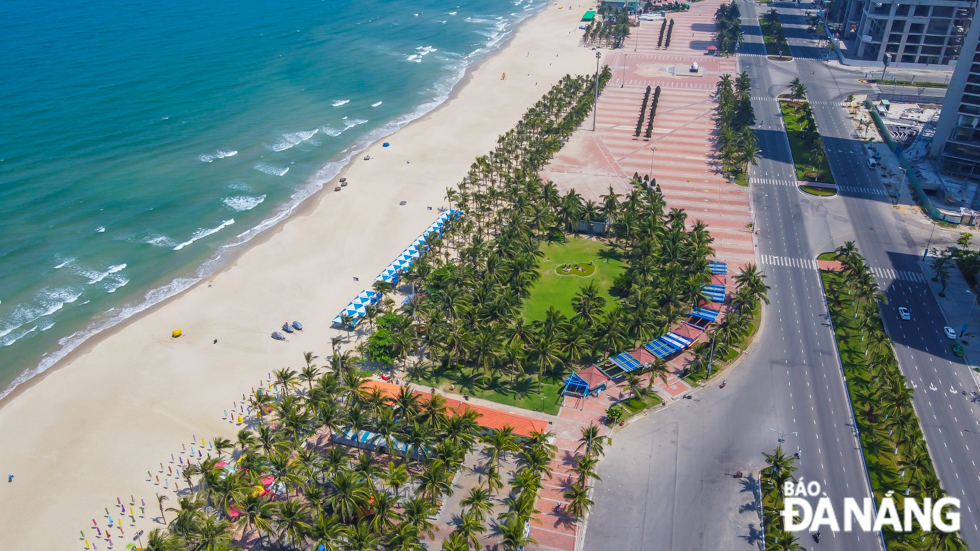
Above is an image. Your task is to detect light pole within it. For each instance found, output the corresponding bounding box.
[962,289,976,336]
[706,330,717,377]
[649,146,657,179]
[593,51,602,131]
[895,166,906,203]
[769,428,798,443]
[923,221,938,261]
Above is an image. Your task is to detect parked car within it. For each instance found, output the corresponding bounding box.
[944,326,957,340]
[898,307,911,320]
[953,343,965,357]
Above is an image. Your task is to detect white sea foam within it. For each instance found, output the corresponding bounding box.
[39,321,55,332]
[199,150,238,162]
[372,101,383,107]
[173,219,235,251]
[41,288,83,316]
[144,234,178,248]
[321,118,368,137]
[448,11,457,14]
[222,195,266,212]
[0,0,548,402]
[407,46,438,63]
[95,226,105,233]
[332,99,350,107]
[83,264,126,285]
[53,258,73,269]
[269,129,319,152]
[104,276,129,293]
[254,163,289,176]
[0,287,81,344]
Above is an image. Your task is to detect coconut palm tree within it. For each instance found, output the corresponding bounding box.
[577,423,606,459]
[564,484,594,520]
[403,497,437,539]
[499,518,537,551]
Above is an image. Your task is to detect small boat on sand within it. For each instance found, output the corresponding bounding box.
[271,332,285,341]
[282,323,294,333]
[292,321,303,331]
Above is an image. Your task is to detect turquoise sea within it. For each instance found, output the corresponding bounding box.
[0,0,542,398]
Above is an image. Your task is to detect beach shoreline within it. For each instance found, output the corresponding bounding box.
[0,4,598,549]
[0,1,550,411]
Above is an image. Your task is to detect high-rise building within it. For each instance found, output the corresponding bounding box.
[932,17,980,179]
[834,0,975,66]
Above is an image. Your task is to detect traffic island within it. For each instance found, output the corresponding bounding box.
[819,248,959,548]
[799,183,837,197]
[779,100,834,185]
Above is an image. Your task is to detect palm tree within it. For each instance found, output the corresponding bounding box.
[564,484,594,520]
[441,533,471,551]
[767,529,805,550]
[369,487,402,534]
[308,513,344,551]
[345,520,383,550]
[789,77,807,100]
[481,426,520,471]
[156,493,169,524]
[452,509,488,549]
[144,529,182,551]
[461,487,494,521]
[329,470,370,523]
[577,423,606,459]
[212,436,233,461]
[499,517,537,551]
[384,461,410,498]
[417,459,454,506]
[403,497,437,538]
[195,516,232,551]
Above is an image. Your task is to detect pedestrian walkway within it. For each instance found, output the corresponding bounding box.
[838,185,887,196]
[869,266,926,283]
[751,177,797,186]
[760,255,819,269]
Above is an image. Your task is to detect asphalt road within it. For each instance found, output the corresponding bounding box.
[584,4,879,550]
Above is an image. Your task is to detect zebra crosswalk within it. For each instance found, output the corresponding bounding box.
[869,267,926,283]
[760,255,819,269]
[837,185,887,196]
[621,79,714,90]
[751,178,796,186]
[749,97,846,107]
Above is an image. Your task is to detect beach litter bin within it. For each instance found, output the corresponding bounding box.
[383,142,389,147]
[172,329,182,338]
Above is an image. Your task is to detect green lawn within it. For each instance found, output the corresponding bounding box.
[522,237,625,321]
[619,392,663,419]
[779,101,835,184]
[759,17,788,57]
[410,363,564,415]
[867,79,948,89]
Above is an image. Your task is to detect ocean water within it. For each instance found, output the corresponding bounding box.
[0,0,542,398]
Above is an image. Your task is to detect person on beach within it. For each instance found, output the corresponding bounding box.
[7,474,11,482]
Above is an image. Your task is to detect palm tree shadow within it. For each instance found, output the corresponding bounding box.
[736,475,765,548]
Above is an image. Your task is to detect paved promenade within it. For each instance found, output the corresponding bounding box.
[541,0,755,269]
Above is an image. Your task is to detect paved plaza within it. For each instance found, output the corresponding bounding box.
[541,1,755,269]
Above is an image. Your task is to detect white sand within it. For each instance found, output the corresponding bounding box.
[0,5,597,548]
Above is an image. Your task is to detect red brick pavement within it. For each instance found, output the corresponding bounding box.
[541,0,757,271]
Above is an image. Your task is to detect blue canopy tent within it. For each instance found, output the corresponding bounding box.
[610,352,643,372]
[688,307,721,322]
[562,366,610,396]
[702,284,726,302]
[643,337,681,358]
[708,261,727,275]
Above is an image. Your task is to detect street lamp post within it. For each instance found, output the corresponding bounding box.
[769,428,798,443]
[707,330,717,377]
[649,147,657,179]
[923,221,938,261]
[895,166,906,203]
[593,51,602,131]
[962,289,977,336]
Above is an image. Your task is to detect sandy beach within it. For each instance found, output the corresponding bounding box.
[0,5,597,548]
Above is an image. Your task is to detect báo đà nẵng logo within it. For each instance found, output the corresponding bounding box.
[780,480,960,533]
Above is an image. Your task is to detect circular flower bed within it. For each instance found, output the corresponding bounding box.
[555,262,596,277]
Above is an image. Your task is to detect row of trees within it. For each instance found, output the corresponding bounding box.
[716,72,760,182]
[714,1,742,55]
[658,18,667,48]
[635,85,653,138]
[633,85,661,139]
[784,79,828,176]
[763,8,790,57]
[581,7,631,48]
[826,243,963,549]
[144,353,552,551]
[663,18,675,48]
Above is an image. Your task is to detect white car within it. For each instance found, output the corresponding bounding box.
[898,307,911,320]
[944,326,957,340]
